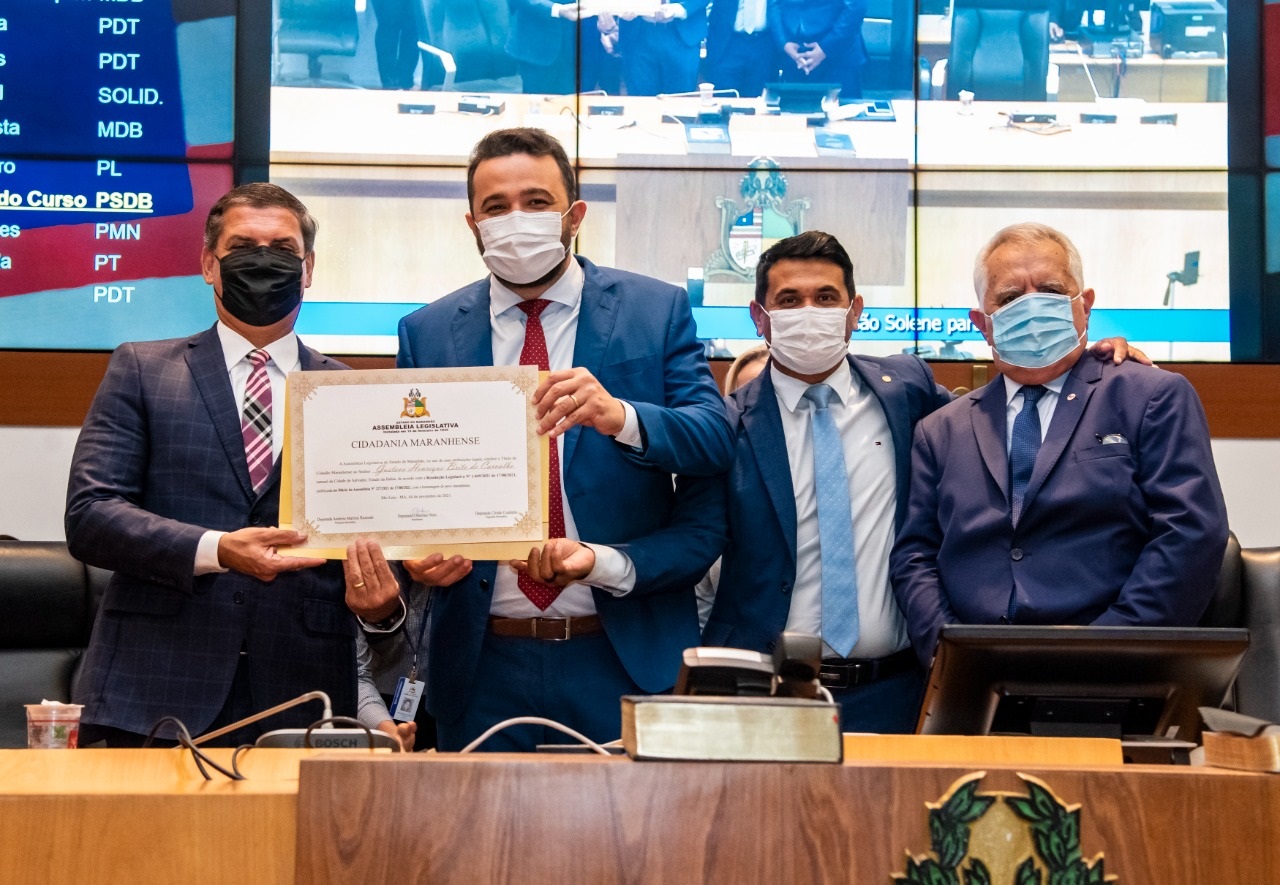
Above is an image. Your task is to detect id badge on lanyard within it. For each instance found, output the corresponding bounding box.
[391,589,432,723]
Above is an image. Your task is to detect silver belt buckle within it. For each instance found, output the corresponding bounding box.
[534,617,571,641]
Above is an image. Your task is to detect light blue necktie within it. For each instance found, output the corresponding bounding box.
[1009,384,1047,527]
[804,384,859,658]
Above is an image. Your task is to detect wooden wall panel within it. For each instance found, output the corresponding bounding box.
[295,755,1280,885]
[3,352,1278,438]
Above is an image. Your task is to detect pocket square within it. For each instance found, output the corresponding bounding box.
[1098,433,1128,445]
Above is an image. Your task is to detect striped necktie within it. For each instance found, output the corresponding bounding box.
[241,349,273,493]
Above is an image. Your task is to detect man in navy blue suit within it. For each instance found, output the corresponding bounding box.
[701,231,951,732]
[617,2,710,95]
[67,184,359,747]
[770,0,868,99]
[346,128,732,751]
[705,0,774,97]
[505,0,620,93]
[891,222,1229,669]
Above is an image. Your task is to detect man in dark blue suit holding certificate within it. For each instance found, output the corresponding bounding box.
[347,128,731,751]
[891,222,1229,669]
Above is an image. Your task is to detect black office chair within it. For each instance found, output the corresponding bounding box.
[945,0,1052,101]
[862,0,918,95]
[415,0,516,91]
[276,0,361,87]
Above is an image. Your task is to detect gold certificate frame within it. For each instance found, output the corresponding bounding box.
[280,366,549,560]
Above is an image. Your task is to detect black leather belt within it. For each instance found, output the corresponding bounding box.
[488,615,604,641]
[818,648,917,690]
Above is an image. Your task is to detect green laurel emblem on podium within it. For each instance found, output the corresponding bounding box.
[895,772,1115,885]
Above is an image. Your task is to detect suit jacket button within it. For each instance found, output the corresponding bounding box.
[249,515,261,526]
[999,616,1010,624]
[1010,548,1024,561]
[766,641,776,652]
[479,579,490,591]
[233,591,245,604]
[781,581,791,595]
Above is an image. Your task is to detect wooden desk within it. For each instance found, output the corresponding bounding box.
[916,15,1226,103]
[914,100,1226,170]
[269,88,918,168]
[0,748,322,885]
[2,740,1276,883]
[295,751,1280,884]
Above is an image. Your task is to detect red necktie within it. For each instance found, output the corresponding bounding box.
[241,349,273,493]
[516,299,566,610]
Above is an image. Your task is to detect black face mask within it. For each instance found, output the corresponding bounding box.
[216,246,305,327]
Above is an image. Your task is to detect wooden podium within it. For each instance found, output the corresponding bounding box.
[0,748,317,885]
[294,739,1280,884]
[3,740,1277,883]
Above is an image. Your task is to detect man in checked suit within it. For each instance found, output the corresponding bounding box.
[67,183,358,747]
[345,128,732,751]
[890,222,1228,669]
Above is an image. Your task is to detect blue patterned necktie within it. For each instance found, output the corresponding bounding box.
[803,384,859,658]
[1009,385,1047,525]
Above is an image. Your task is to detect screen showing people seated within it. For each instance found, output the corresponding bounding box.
[0,2,1232,360]
[269,1,1230,360]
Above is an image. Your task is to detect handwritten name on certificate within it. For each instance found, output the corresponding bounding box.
[280,366,549,560]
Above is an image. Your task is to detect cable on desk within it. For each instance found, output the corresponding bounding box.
[144,716,245,781]
[458,716,612,755]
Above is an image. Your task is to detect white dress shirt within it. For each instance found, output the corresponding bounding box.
[194,322,302,575]
[772,361,908,660]
[487,259,640,616]
[735,0,767,33]
[1002,370,1070,451]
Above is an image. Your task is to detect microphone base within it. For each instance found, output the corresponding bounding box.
[255,728,400,751]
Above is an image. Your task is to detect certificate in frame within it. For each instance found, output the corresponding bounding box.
[280,365,549,560]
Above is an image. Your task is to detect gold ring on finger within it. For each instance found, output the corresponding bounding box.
[569,394,580,410]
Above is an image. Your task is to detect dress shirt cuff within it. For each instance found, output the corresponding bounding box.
[358,595,408,633]
[580,543,637,596]
[195,531,229,576]
[613,401,644,450]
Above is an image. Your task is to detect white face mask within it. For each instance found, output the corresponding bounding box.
[475,210,569,285]
[766,305,852,376]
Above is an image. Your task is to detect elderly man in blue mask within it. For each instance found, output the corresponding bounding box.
[891,222,1229,670]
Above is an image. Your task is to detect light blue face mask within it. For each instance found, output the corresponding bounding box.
[986,293,1085,369]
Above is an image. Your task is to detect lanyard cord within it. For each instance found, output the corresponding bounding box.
[406,587,434,681]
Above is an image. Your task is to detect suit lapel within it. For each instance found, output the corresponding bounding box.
[848,355,912,531]
[186,325,255,499]
[740,369,799,566]
[566,260,618,472]
[451,284,495,368]
[970,376,1011,506]
[1021,356,1098,518]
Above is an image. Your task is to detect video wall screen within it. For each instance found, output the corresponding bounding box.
[0,1,1236,357]
[269,1,1230,359]
[0,0,237,350]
